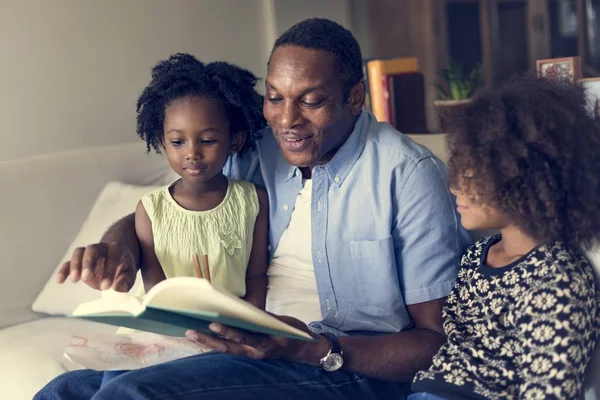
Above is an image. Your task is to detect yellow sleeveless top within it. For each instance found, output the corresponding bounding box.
[141,178,259,297]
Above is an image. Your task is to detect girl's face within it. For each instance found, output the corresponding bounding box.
[162,96,245,186]
[450,172,510,231]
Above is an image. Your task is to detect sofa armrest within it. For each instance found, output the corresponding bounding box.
[0,142,173,329]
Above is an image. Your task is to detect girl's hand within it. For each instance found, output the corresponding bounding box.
[56,242,137,292]
[184,315,330,365]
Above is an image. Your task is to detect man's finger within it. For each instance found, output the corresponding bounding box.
[209,323,264,347]
[81,244,104,281]
[56,261,70,283]
[69,247,85,282]
[99,255,114,290]
[185,330,229,353]
[112,262,133,292]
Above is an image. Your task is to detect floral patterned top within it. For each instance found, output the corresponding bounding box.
[412,235,599,400]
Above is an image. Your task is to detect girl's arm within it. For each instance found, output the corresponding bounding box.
[515,266,598,399]
[243,187,269,309]
[135,200,167,293]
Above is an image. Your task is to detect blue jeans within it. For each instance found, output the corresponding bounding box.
[407,393,448,400]
[34,353,410,399]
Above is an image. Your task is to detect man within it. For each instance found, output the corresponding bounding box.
[37,18,471,399]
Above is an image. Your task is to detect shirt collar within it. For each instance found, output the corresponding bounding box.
[282,110,369,185]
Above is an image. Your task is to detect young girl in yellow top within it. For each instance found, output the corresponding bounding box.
[98,53,269,387]
[134,53,269,309]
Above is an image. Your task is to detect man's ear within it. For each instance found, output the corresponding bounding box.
[349,81,366,116]
[231,130,247,154]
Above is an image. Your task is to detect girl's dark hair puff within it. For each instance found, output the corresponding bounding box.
[447,75,600,250]
[136,53,265,156]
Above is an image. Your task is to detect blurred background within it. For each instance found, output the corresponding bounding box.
[0,0,598,162]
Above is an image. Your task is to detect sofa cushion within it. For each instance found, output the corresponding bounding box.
[0,142,173,330]
[0,317,117,399]
[31,181,160,316]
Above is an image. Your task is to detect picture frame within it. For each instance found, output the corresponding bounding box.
[578,77,600,120]
[536,56,582,82]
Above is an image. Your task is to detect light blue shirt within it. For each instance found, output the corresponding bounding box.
[224,111,472,336]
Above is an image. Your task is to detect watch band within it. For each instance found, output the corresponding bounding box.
[321,332,342,355]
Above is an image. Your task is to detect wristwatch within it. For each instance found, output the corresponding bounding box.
[319,332,344,372]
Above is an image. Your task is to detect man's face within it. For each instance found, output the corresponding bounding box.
[263,45,362,170]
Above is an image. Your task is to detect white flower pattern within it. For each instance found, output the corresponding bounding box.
[412,236,600,400]
[218,228,243,256]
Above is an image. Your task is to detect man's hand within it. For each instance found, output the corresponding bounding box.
[56,242,137,292]
[185,316,329,364]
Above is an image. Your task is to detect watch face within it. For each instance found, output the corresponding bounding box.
[322,353,344,372]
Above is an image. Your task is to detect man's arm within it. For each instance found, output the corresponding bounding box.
[56,213,141,292]
[296,298,447,381]
[187,298,446,382]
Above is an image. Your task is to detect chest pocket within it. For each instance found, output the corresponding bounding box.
[350,236,401,315]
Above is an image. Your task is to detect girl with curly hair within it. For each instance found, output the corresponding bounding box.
[133,53,268,305]
[411,76,600,400]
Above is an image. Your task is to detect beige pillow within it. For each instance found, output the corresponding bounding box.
[31,181,160,315]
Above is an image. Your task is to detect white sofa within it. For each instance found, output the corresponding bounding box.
[0,135,597,399]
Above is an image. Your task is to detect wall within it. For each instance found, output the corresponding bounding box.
[0,0,270,162]
[0,0,352,162]
[262,0,351,69]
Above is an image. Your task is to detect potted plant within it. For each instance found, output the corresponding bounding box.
[434,58,483,131]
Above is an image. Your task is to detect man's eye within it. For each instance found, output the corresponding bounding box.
[302,100,324,108]
[267,97,282,104]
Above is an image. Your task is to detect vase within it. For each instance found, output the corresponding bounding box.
[433,99,471,132]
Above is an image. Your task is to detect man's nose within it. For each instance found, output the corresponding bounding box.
[280,101,301,130]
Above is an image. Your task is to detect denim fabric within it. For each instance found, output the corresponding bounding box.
[408,393,448,400]
[35,353,409,400]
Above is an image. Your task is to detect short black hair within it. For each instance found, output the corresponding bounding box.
[136,53,265,156]
[447,75,600,250]
[269,18,363,98]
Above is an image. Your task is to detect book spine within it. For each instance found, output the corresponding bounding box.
[367,58,420,122]
[368,61,386,122]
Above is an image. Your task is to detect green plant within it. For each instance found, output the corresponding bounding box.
[435,58,483,100]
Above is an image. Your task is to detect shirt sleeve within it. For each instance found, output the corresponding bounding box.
[393,156,472,305]
[222,151,263,187]
[515,267,599,399]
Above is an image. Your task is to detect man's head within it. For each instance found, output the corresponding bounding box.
[264,18,365,172]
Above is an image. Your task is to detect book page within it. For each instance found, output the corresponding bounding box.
[64,331,208,371]
[72,289,145,317]
[144,278,312,340]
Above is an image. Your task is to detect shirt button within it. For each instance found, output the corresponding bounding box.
[268,245,272,251]
[283,204,289,211]
[334,176,341,183]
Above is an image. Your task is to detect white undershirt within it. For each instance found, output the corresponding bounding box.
[266,179,322,324]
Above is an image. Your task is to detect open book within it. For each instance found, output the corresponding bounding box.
[70,277,314,341]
